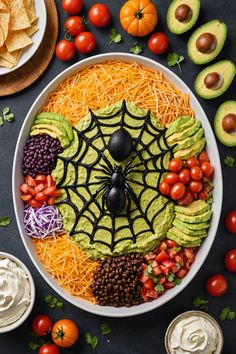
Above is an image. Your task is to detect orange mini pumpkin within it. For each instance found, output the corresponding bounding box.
[120,0,158,37]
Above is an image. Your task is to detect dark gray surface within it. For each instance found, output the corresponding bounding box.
[0,0,235,353]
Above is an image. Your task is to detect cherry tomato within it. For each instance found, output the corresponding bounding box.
[225,211,236,234]
[159,181,171,196]
[164,172,178,185]
[148,32,169,55]
[177,190,193,206]
[32,314,53,337]
[168,158,183,172]
[75,31,96,53]
[198,189,208,200]
[187,157,200,169]
[170,183,185,200]
[55,39,75,61]
[201,162,214,177]
[88,3,111,27]
[39,344,60,354]
[225,249,236,272]
[64,16,85,36]
[198,151,209,164]
[62,0,83,15]
[206,274,228,297]
[178,169,190,184]
[52,319,79,348]
[190,166,203,181]
[189,180,202,193]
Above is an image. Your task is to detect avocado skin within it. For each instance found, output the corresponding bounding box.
[175,209,212,223]
[167,120,201,144]
[214,100,236,146]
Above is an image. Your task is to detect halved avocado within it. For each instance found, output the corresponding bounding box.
[195,61,236,99]
[214,101,236,146]
[167,0,200,35]
[187,20,227,65]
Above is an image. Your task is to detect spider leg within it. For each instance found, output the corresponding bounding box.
[96,182,110,194]
[101,185,110,212]
[101,154,114,173]
[99,162,112,175]
[95,176,110,181]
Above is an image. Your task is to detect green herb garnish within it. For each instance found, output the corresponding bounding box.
[155,283,164,293]
[44,295,64,309]
[219,307,235,321]
[28,341,40,350]
[173,246,182,254]
[84,333,98,350]
[192,296,208,310]
[167,53,184,73]
[0,107,15,126]
[0,216,11,227]
[100,323,112,335]
[174,278,182,285]
[130,42,144,55]
[109,28,122,45]
[167,271,175,282]
[224,155,234,168]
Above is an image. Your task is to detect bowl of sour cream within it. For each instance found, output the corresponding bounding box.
[165,310,224,354]
[0,252,35,333]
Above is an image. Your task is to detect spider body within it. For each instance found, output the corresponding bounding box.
[106,165,126,215]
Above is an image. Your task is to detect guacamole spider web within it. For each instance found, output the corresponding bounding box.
[53,101,176,259]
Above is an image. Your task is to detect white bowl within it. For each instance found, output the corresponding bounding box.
[0,252,35,333]
[12,53,223,317]
[0,0,47,76]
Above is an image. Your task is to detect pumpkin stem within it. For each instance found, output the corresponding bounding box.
[135,9,143,19]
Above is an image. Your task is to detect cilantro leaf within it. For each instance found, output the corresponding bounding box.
[192,296,208,310]
[0,216,11,227]
[167,53,184,73]
[174,278,182,285]
[2,106,14,123]
[84,333,98,350]
[173,246,182,254]
[109,28,122,45]
[130,42,143,55]
[167,271,175,282]
[155,283,164,293]
[224,155,234,168]
[219,307,235,321]
[2,107,10,115]
[100,323,111,335]
[44,295,64,309]
[28,341,40,350]
[0,116,3,126]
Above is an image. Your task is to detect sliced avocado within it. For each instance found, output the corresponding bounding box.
[167,0,200,35]
[36,112,74,142]
[30,129,58,140]
[34,118,68,138]
[173,128,204,152]
[174,137,205,159]
[195,61,236,99]
[187,20,227,65]
[167,120,201,144]
[166,116,195,138]
[175,200,210,216]
[173,219,207,236]
[175,209,212,223]
[30,128,69,148]
[167,231,201,247]
[214,101,236,146]
[31,123,63,137]
[175,218,210,230]
[169,226,206,242]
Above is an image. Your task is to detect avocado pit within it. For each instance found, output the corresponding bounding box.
[175,4,192,23]
[204,72,223,90]
[222,114,236,133]
[196,33,217,54]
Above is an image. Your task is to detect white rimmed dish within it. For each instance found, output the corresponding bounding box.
[0,252,35,333]
[0,0,47,76]
[12,53,223,317]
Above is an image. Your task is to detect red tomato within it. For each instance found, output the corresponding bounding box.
[178,169,190,184]
[25,175,36,187]
[206,274,228,297]
[32,314,53,337]
[225,211,236,234]
[166,239,177,248]
[198,190,208,200]
[20,183,30,194]
[168,158,183,172]
[198,151,209,164]
[64,16,85,36]
[47,197,55,205]
[225,249,236,272]
[62,0,83,14]
[170,183,185,200]
[52,319,79,348]
[144,279,155,289]
[75,31,96,53]
[88,3,111,27]
[155,250,169,263]
[189,180,202,193]
[148,32,169,55]
[164,172,178,185]
[47,175,55,187]
[177,190,193,206]
[20,194,32,201]
[201,162,214,177]
[44,186,56,195]
[35,192,47,201]
[190,166,203,181]
[35,175,47,184]
[50,190,62,197]
[27,199,42,208]
[39,344,60,354]
[34,183,45,193]
[55,39,75,61]
[187,157,200,169]
[159,180,171,196]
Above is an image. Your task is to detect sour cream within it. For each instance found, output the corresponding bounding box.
[169,314,219,354]
[0,258,31,328]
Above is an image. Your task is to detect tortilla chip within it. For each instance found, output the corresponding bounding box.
[24,24,37,36]
[0,25,4,47]
[0,56,14,68]
[0,13,10,40]
[5,30,33,52]
[9,0,31,30]
[0,45,16,64]
[11,48,22,64]
[0,0,9,12]
[26,8,37,23]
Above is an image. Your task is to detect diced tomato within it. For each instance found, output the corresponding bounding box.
[153,265,162,276]
[177,269,187,278]
[27,199,42,208]
[160,265,169,276]
[47,197,55,206]
[141,287,148,302]
[20,183,30,194]
[139,273,149,284]
[50,190,62,197]
[172,263,181,273]
[184,248,195,259]
[146,289,158,299]
[158,276,166,284]
[20,194,32,202]
[175,255,184,266]
[34,183,45,193]
[35,192,48,201]
[25,175,36,187]
[159,241,167,251]
[166,239,177,248]
[167,249,175,260]
[35,175,47,184]
[27,187,36,195]
[151,260,158,268]
[47,175,55,187]
[141,263,148,271]
[155,250,169,263]
[144,279,154,290]
[162,260,175,270]
[144,252,155,261]
[164,281,175,290]
[44,186,56,195]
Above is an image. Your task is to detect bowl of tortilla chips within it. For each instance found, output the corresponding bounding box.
[0,0,47,75]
